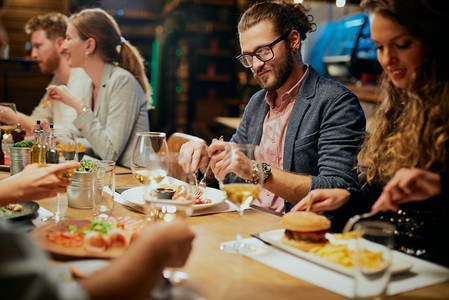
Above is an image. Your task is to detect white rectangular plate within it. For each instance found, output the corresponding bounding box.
[258,229,413,276]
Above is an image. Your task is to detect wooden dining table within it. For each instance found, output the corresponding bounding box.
[1,166,449,299]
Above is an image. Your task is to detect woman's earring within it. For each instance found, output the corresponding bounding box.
[85,51,89,58]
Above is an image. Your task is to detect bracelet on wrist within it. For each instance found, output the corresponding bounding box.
[246,160,261,184]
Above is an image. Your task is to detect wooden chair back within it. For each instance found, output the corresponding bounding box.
[167,132,205,153]
[167,133,205,181]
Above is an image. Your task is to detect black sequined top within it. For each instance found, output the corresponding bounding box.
[326,172,449,267]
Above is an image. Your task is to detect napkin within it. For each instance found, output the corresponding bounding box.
[227,237,449,298]
[31,206,54,228]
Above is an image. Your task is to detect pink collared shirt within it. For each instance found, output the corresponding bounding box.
[254,66,309,213]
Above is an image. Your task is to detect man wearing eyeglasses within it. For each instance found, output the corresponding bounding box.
[180,1,365,214]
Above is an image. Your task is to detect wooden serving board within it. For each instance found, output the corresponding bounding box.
[30,219,126,260]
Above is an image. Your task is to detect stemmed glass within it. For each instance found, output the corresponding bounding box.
[42,128,78,223]
[143,152,196,284]
[131,132,169,217]
[218,143,263,254]
[0,102,18,150]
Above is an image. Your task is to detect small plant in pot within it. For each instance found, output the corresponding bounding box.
[67,160,100,209]
[77,159,99,172]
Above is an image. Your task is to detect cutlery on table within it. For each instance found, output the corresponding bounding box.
[342,208,382,233]
[197,135,223,189]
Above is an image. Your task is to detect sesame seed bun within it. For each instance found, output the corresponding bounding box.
[281,211,331,232]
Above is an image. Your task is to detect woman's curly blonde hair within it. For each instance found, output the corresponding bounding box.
[358,74,449,184]
[359,0,449,185]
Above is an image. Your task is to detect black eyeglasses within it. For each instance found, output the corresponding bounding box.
[236,31,291,68]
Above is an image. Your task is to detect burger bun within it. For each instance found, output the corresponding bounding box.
[281,211,331,232]
[281,235,326,252]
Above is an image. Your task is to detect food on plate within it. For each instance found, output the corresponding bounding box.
[332,230,363,240]
[1,207,12,216]
[281,211,331,251]
[56,142,86,154]
[47,231,85,248]
[40,100,50,108]
[84,231,111,252]
[5,203,23,211]
[309,243,383,269]
[46,217,144,252]
[158,183,212,205]
[310,244,354,267]
[1,203,23,216]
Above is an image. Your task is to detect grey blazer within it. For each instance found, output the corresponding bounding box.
[74,63,150,168]
[231,66,366,212]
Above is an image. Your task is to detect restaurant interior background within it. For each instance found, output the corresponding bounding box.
[0,0,381,142]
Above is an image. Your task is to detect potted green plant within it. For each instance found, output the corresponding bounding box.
[8,140,33,175]
[67,160,100,208]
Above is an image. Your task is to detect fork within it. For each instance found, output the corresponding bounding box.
[197,135,223,188]
[342,208,382,233]
[198,160,212,188]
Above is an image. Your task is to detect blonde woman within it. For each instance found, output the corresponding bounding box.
[46,8,150,168]
[293,0,449,267]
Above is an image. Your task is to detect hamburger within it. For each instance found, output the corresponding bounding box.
[281,211,331,251]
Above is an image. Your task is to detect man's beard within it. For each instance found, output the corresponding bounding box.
[254,47,294,92]
[40,50,60,75]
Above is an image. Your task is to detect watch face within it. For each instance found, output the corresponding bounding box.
[262,163,271,172]
[262,163,271,183]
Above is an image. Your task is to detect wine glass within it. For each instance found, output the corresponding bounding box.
[131,132,169,185]
[0,102,18,153]
[143,152,195,284]
[218,143,263,254]
[353,221,395,299]
[42,128,78,223]
[131,132,169,219]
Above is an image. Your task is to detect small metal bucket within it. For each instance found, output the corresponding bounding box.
[67,171,98,208]
[8,146,31,175]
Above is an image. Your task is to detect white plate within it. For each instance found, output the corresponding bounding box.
[258,229,413,276]
[121,179,225,211]
[55,259,171,298]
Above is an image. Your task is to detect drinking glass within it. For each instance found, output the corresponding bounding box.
[0,102,18,152]
[218,143,263,254]
[131,132,169,220]
[92,160,116,218]
[353,221,396,300]
[42,128,78,223]
[131,132,169,185]
[143,152,196,284]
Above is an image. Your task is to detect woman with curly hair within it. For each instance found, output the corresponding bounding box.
[293,0,449,267]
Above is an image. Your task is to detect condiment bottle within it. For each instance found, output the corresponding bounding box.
[30,120,42,164]
[46,124,59,164]
[0,129,4,165]
[39,124,47,164]
[12,123,26,144]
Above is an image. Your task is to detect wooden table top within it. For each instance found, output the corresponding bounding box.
[2,166,448,299]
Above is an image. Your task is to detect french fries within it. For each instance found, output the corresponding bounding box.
[56,142,85,153]
[332,230,363,240]
[309,243,383,269]
[40,100,50,108]
[310,244,355,268]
